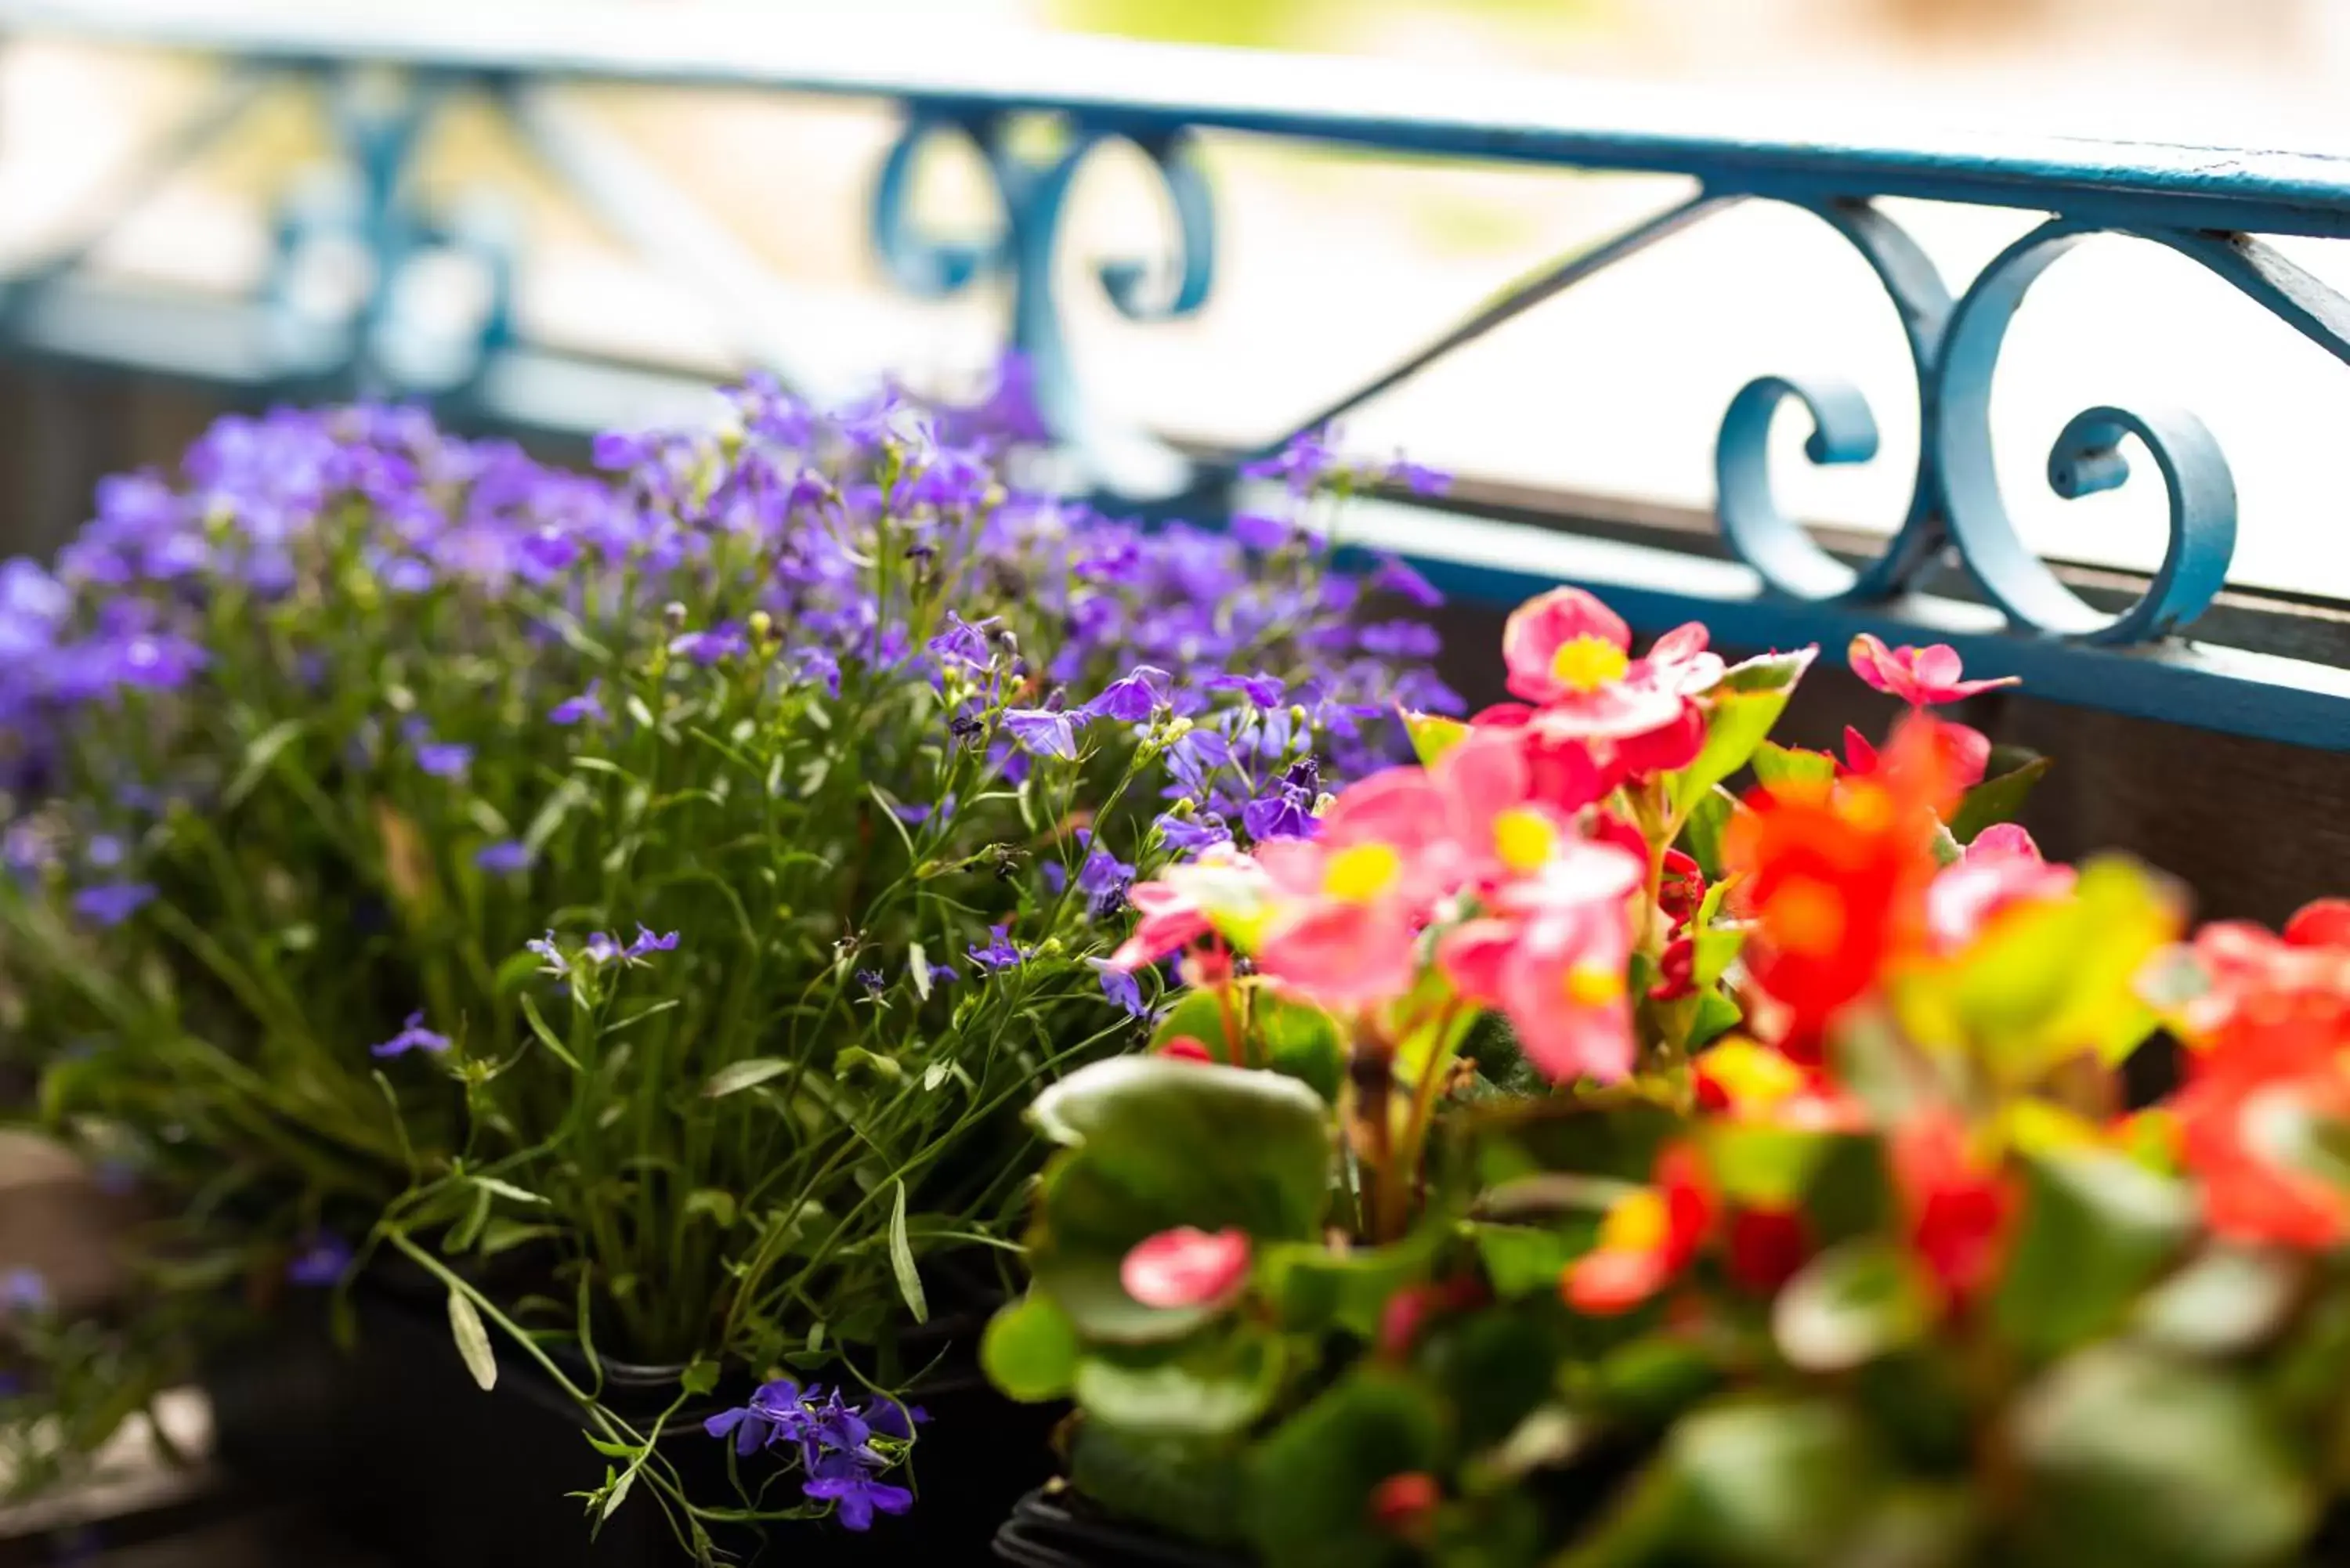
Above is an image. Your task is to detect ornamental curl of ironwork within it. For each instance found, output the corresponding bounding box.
[1716,205,2350,645]
[871,112,1214,498]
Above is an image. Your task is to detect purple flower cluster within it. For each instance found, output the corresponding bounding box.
[703,1378,926,1532]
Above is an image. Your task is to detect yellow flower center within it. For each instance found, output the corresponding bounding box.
[1492,807,1557,873]
[1705,1040,1806,1111]
[1549,635,1629,694]
[1323,842,1402,903]
[1564,960,1626,1008]
[1842,782,1895,833]
[1599,1190,1668,1254]
[1770,876,1846,956]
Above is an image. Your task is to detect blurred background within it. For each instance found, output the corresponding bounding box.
[2,0,2348,586]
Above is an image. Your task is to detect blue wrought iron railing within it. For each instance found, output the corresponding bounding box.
[2,0,2349,746]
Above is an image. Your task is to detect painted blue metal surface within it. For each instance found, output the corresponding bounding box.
[2,0,2349,749]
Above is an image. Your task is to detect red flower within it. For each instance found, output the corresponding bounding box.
[1368,1472,1442,1543]
[1649,935,1696,1001]
[1726,715,1959,1050]
[1376,1277,1486,1358]
[2285,898,2350,951]
[1120,1227,1252,1310]
[1564,1145,1714,1315]
[1890,1109,2013,1306]
[1842,719,1990,791]
[1726,1207,1811,1295]
[1157,1034,1215,1064]
[1848,634,2019,707]
[1657,848,1706,927]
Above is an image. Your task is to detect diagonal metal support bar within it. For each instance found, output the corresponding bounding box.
[1256,188,1738,454]
[502,80,856,410]
[0,63,270,301]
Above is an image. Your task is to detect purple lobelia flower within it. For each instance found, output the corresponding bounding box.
[548,681,606,726]
[2,1270,48,1313]
[371,1010,450,1058]
[526,931,566,975]
[966,923,1027,973]
[475,840,531,874]
[1083,665,1170,723]
[1368,554,1444,608]
[802,1451,914,1533]
[287,1233,353,1288]
[703,1378,814,1458]
[1155,810,1231,854]
[1227,512,1292,552]
[670,621,748,665]
[414,740,472,780]
[1075,846,1134,919]
[1001,708,1082,761]
[71,881,154,927]
[1385,457,1451,496]
[1242,782,1318,844]
[1208,672,1287,708]
[1086,956,1145,1017]
[582,931,624,966]
[1241,426,1340,498]
[626,925,680,959]
[865,1399,930,1441]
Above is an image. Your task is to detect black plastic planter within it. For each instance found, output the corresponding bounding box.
[993,1486,1249,1568]
[204,1271,1062,1568]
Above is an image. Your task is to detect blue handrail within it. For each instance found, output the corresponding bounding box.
[2,0,2349,747]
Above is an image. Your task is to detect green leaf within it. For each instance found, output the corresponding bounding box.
[446,1288,498,1392]
[1772,1238,1929,1373]
[1075,1331,1285,1437]
[1258,989,1347,1103]
[1402,710,1470,768]
[680,1359,720,1396]
[224,719,306,810]
[1949,753,2052,844]
[1750,741,1836,789]
[472,1176,548,1206]
[887,1179,928,1324]
[1992,1149,2191,1358]
[1677,786,1742,883]
[1719,647,1818,693]
[515,992,581,1072]
[982,1292,1080,1402]
[2132,1245,2303,1358]
[1151,988,1236,1061]
[682,1188,737,1229]
[1893,854,2178,1081]
[1262,1226,1443,1336]
[2009,1346,2314,1568]
[1706,1121,1835,1211]
[1571,1397,1880,1568]
[1241,1371,1444,1568]
[1669,684,1799,819]
[1689,990,1743,1048]
[703,1057,792,1098]
[1472,1223,1579,1299]
[1029,1057,1330,1344]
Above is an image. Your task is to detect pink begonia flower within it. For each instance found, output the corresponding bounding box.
[1120,1227,1251,1310]
[1848,634,2019,708]
[1502,587,1633,705]
[1108,880,1213,970]
[1428,728,1574,891]
[1252,835,1427,1007]
[1843,721,1990,791]
[1925,823,2076,952]
[1438,840,1647,1082]
[1110,844,1267,970]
